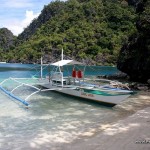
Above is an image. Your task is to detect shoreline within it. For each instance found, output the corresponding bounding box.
[60,91,150,150]
[62,106,150,150]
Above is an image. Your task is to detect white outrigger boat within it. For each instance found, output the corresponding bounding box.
[0,50,133,106]
[39,68,132,106]
[36,49,133,106]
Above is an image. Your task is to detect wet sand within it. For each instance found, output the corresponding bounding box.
[61,91,150,150]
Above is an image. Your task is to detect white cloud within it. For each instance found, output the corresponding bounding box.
[5,10,39,36]
[22,10,40,28]
[0,0,68,36]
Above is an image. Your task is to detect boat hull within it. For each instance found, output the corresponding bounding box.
[54,88,131,105]
[42,84,131,105]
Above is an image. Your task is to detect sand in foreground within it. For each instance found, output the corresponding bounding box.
[62,92,150,150]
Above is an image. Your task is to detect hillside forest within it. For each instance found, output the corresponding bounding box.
[0,0,138,65]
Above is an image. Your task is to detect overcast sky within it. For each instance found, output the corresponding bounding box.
[0,0,66,36]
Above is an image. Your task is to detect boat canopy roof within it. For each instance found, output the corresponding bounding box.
[51,60,83,66]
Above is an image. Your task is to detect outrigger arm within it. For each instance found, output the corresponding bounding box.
[0,77,66,107]
[0,78,41,106]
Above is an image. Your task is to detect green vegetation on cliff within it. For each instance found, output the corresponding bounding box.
[0,28,16,61]
[1,0,137,65]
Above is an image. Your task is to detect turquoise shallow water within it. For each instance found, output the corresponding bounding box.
[0,63,133,149]
[0,63,118,79]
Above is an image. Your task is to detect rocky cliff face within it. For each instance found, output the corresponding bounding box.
[17,1,65,42]
[117,0,150,82]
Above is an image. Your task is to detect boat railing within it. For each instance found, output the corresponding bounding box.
[50,72,68,87]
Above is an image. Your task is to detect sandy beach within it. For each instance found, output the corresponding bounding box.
[60,91,150,150]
